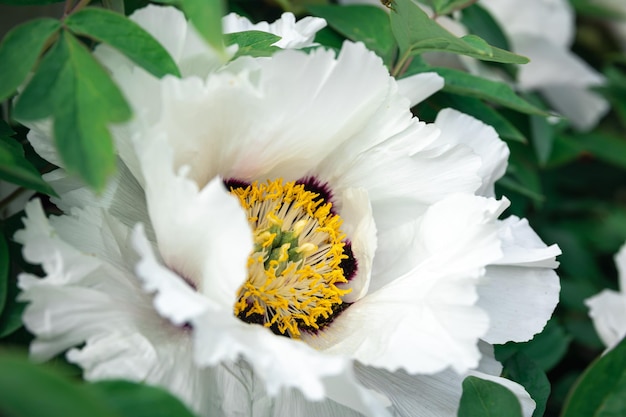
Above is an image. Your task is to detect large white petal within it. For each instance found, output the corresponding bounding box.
[307,194,507,375]
[586,290,626,350]
[434,108,509,197]
[396,72,444,108]
[136,132,251,306]
[191,309,390,417]
[356,344,534,417]
[478,216,560,344]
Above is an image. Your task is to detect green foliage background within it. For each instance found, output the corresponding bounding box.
[1,0,626,416]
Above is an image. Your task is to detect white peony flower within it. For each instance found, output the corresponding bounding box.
[479,0,608,131]
[15,5,560,417]
[586,243,626,350]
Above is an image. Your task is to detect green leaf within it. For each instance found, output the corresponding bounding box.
[0,234,7,316]
[224,31,281,58]
[14,31,132,191]
[65,7,181,78]
[0,270,25,338]
[460,4,509,51]
[570,132,626,169]
[180,0,226,60]
[90,381,198,417]
[458,376,523,417]
[497,318,572,373]
[412,67,548,115]
[390,0,528,64]
[427,92,527,142]
[562,337,626,417]
[0,18,61,101]
[0,124,56,196]
[0,353,117,417]
[530,113,555,166]
[308,5,396,65]
[500,352,550,417]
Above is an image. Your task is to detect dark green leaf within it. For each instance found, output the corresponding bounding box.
[460,4,509,50]
[427,92,527,142]
[569,132,626,169]
[530,114,555,166]
[412,67,548,115]
[90,380,197,417]
[224,31,281,58]
[181,0,226,59]
[0,353,116,417]
[14,31,131,191]
[496,318,572,372]
[0,136,56,196]
[500,352,550,417]
[0,234,7,316]
[65,7,181,78]
[0,18,61,101]
[562,337,626,417]
[0,270,25,338]
[390,0,528,64]
[308,5,396,65]
[458,376,523,417]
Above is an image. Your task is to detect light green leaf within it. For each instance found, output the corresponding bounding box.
[224,31,281,59]
[571,132,626,169]
[90,381,198,417]
[65,7,181,78]
[391,0,528,64]
[562,337,626,417]
[0,353,116,417]
[181,0,226,60]
[458,376,523,417]
[0,234,7,317]
[0,121,56,196]
[308,5,396,65]
[500,352,551,417]
[0,18,61,101]
[14,31,132,191]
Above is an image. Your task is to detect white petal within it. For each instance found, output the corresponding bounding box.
[127,42,403,187]
[477,216,560,343]
[137,133,252,307]
[540,84,609,131]
[356,342,534,417]
[223,12,327,49]
[586,290,626,349]
[480,0,574,47]
[337,187,377,303]
[396,72,444,108]
[191,310,390,416]
[616,242,626,292]
[132,224,210,325]
[307,195,506,375]
[434,108,509,197]
[493,216,561,268]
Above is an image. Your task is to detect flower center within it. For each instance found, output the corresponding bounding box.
[228,178,352,339]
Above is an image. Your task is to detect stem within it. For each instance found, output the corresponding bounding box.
[67,0,91,16]
[391,50,411,78]
[0,187,28,214]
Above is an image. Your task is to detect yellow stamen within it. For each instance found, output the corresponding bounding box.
[230,179,351,338]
